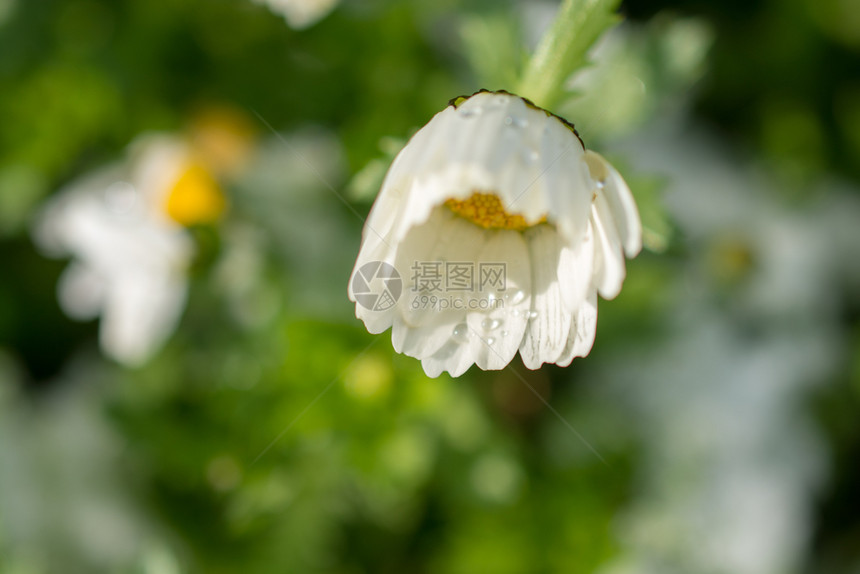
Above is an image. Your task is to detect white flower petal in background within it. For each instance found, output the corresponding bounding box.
[56,262,107,321]
[349,90,642,377]
[33,133,229,367]
[252,0,338,29]
[591,111,860,574]
[0,354,175,572]
[99,271,189,367]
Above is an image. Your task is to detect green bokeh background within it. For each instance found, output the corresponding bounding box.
[0,0,859,573]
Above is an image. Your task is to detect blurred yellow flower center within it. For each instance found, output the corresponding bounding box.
[445,192,544,231]
[189,106,256,173]
[165,163,226,226]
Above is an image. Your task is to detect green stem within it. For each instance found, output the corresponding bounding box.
[516,0,620,111]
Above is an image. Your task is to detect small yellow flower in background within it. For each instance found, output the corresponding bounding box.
[187,105,257,174]
[34,108,255,366]
[164,163,226,226]
[348,90,642,378]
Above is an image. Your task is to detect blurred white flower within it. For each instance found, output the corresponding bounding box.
[253,0,337,29]
[34,135,228,366]
[0,359,151,571]
[595,111,860,574]
[349,90,642,377]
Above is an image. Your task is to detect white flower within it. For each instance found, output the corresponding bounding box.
[252,0,338,29]
[34,135,227,366]
[348,90,642,377]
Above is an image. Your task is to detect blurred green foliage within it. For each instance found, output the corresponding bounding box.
[0,0,859,573]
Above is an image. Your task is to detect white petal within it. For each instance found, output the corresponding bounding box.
[348,207,425,335]
[590,193,627,299]
[385,107,479,242]
[351,206,487,338]
[349,92,644,376]
[541,128,592,244]
[519,225,571,369]
[391,207,499,361]
[392,310,461,358]
[57,262,106,321]
[557,223,595,313]
[395,209,487,327]
[357,186,401,260]
[556,290,598,367]
[254,0,338,29]
[377,92,586,238]
[585,150,642,257]
[470,229,531,371]
[390,212,476,355]
[32,165,127,257]
[416,228,532,377]
[100,271,187,366]
[348,197,400,304]
[421,338,475,378]
[127,135,192,213]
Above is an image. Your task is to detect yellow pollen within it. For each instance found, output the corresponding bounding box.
[445,192,544,231]
[164,163,226,226]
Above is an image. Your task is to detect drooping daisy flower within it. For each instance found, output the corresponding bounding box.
[34,113,252,366]
[348,90,642,377]
[252,0,338,29]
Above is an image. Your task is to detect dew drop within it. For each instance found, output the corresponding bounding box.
[505,290,525,305]
[459,106,483,118]
[596,179,606,190]
[504,115,528,129]
[486,337,496,345]
[452,323,470,343]
[500,330,509,337]
[481,318,502,331]
[528,311,539,320]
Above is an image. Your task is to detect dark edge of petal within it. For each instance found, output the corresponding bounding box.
[447,89,585,150]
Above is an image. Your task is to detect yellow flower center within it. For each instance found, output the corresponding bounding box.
[445,192,544,231]
[188,105,256,173]
[164,163,226,226]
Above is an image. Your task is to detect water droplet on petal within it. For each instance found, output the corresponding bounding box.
[481,318,502,331]
[504,290,525,305]
[522,149,539,164]
[504,115,528,129]
[459,106,483,118]
[486,337,496,345]
[452,323,470,343]
[500,330,509,337]
[596,179,606,190]
[528,311,539,320]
